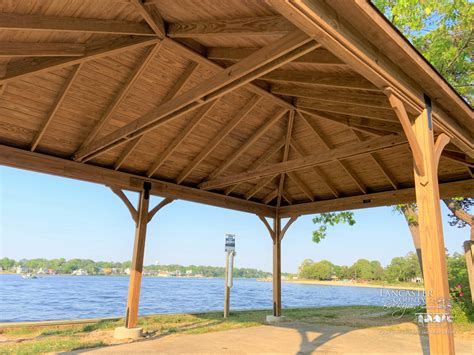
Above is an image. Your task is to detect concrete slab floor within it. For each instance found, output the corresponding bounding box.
[71,322,473,354]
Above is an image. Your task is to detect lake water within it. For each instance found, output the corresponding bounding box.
[0,275,417,322]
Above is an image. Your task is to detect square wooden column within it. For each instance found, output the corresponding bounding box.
[413,107,454,354]
[125,182,151,329]
[389,92,455,354]
[272,216,282,317]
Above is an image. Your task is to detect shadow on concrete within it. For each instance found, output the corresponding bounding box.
[69,307,430,354]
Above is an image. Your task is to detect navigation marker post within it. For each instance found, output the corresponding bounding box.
[224,234,236,318]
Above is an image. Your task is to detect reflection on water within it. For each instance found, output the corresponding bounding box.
[0,275,406,322]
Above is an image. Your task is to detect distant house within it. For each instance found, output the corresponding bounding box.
[16,265,28,274]
[186,270,193,275]
[410,276,423,283]
[124,268,131,275]
[72,269,88,276]
[37,267,48,274]
[157,271,170,277]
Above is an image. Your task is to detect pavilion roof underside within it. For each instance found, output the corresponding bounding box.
[0,0,472,217]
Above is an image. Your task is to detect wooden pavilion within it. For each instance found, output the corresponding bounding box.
[0,1,472,353]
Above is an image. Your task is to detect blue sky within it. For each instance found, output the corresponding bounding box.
[0,166,469,273]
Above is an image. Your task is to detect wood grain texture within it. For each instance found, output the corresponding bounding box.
[169,16,296,37]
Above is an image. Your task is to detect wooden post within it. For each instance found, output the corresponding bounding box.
[125,182,151,329]
[272,215,282,317]
[464,240,474,303]
[258,215,297,318]
[389,92,455,354]
[110,185,173,332]
[224,252,230,318]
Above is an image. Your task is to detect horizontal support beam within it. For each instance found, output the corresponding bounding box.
[0,145,275,217]
[299,108,403,134]
[0,13,155,36]
[207,47,346,66]
[168,16,296,37]
[271,84,390,109]
[0,42,86,57]
[262,70,379,91]
[201,135,407,190]
[0,36,159,84]
[279,179,474,217]
[295,98,397,122]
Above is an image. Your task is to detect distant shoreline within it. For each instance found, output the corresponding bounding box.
[258,278,424,291]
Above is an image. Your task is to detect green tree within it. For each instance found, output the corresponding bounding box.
[373,0,474,103]
[350,259,375,280]
[0,257,15,270]
[312,212,356,243]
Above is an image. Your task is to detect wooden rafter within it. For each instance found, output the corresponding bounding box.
[146,100,217,178]
[200,135,407,190]
[114,137,142,170]
[295,98,397,122]
[290,140,340,198]
[0,36,159,84]
[0,145,275,217]
[351,129,399,189]
[73,31,317,162]
[298,111,367,194]
[270,85,390,109]
[205,109,287,181]
[263,188,279,205]
[131,0,166,38]
[287,171,314,201]
[299,108,402,135]
[176,96,263,184]
[168,16,296,38]
[79,43,162,152]
[226,140,285,195]
[0,43,86,57]
[0,13,155,36]
[30,64,82,151]
[441,150,474,168]
[207,47,346,66]
[114,61,200,170]
[247,175,279,200]
[276,110,294,207]
[262,70,379,91]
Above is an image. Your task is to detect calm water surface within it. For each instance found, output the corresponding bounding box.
[0,275,408,322]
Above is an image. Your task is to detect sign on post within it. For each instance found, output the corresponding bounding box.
[225,234,235,252]
[224,234,236,318]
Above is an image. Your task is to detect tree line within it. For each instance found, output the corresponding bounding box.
[298,251,468,284]
[0,257,272,278]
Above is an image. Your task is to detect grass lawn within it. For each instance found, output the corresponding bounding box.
[1,306,472,354]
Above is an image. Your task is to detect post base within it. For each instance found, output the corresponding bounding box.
[114,326,143,339]
[266,315,287,323]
